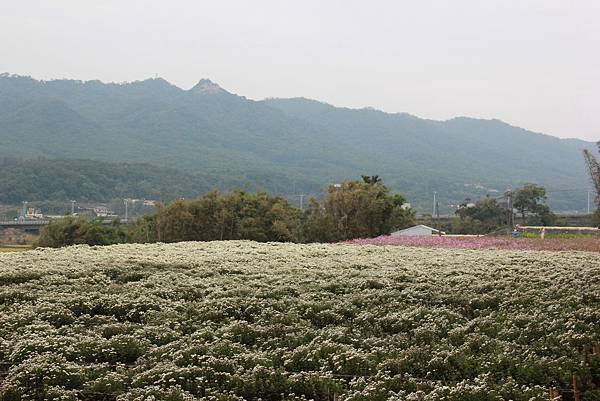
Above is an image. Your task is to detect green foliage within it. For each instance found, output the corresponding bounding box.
[323,181,392,240]
[389,193,416,231]
[296,198,339,243]
[361,175,382,185]
[512,184,556,226]
[452,184,558,234]
[36,217,128,247]
[451,216,484,235]
[23,177,415,247]
[513,184,546,218]
[454,197,507,234]
[130,177,414,244]
[130,190,300,243]
[298,179,415,242]
[593,208,600,227]
[0,156,214,203]
[265,97,596,211]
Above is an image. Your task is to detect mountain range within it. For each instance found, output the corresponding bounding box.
[0,73,596,212]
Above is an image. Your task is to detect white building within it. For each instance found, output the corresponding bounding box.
[391,224,444,236]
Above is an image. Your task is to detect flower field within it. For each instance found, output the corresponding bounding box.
[0,241,599,400]
[348,235,600,252]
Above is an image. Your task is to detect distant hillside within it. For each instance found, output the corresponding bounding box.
[263,97,597,210]
[0,74,596,211]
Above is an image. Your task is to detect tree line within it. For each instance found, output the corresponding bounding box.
[0,156,213,203]
[35,178,567,248]
[451,183,556,234]
[36,176,416,247]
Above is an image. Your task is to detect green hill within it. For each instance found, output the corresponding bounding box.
[0,74,595,211]
[263,97,596,211]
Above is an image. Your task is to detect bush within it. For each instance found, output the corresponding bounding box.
[36,217,128,247]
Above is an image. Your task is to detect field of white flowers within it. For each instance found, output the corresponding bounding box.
[0,241,599,401]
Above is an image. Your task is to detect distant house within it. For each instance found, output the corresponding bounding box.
[92,206,111,217]
[391,224,445,236]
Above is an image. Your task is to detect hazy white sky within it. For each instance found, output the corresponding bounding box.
[1,0,599,141]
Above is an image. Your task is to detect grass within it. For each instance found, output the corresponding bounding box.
[519,232,598,239]
[0,244,32,252]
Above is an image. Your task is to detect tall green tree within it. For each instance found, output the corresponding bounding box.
[36,217,128,248]
[454,197,506,234]
[130,190,300,243]
[389,193,416,232]
[302,177,414,241]
[297,198,339,243]
[361,175,382,185]
[512,184,556,225]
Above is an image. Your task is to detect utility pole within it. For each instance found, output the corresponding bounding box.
[506,188,513,229]
[124,199,129,222]
[435,197,441,236]
[588,189,591,214]
[509,194,513,229]
[432,191,437,217]
[70,200,76,216]
[289,194,306,210]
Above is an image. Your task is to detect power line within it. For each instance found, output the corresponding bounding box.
[544,187,589,193]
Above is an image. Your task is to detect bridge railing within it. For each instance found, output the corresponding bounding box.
[0,219,127,227]
[0,220,50,226]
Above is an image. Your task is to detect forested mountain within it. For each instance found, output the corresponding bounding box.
[0,74,595,211]
[263,98,596,210]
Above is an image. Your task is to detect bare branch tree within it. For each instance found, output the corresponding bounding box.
[583,141,600,208]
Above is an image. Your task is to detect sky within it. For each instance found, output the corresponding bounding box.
[1,0,599,141]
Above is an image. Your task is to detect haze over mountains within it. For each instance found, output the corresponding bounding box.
[0,74,595,212]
